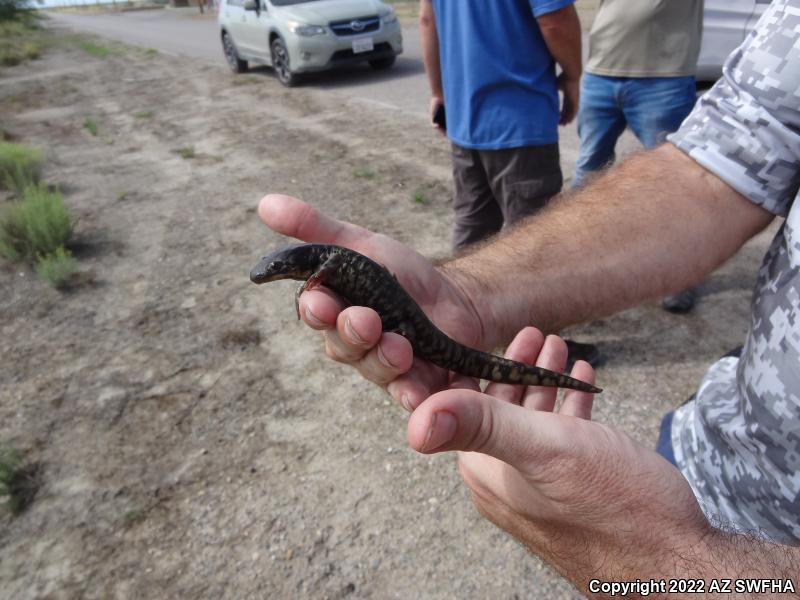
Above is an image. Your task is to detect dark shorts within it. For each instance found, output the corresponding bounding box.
[451,142,562,251]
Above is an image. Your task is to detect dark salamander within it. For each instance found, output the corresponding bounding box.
[251,244,601,394]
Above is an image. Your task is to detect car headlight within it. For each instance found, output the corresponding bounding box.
[381,9,397,25]
[287,21,327,36]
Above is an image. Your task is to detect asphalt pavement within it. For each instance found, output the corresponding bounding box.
[45,8,634,179]
[46,8,428,115]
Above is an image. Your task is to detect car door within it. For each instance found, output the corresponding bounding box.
[696,0,757,81]
[239,0,272,59]
[222,0,249,52]
[745,0,772,34]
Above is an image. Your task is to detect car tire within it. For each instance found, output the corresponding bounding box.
[368,56,396,70]
[270,38,297,87]
[222,31,248,73]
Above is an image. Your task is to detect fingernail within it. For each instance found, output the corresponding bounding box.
[344,317,365,345]
[422,411,457,452]
[388,383,413,412]
[376,342,396,368]
[304,306,324,328]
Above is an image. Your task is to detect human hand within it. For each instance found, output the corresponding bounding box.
[257,194,484,410]
[557,72,580,125]
[430,96,446,136]
[407,327,712,588]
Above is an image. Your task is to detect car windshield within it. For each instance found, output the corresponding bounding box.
[270,0,319,5]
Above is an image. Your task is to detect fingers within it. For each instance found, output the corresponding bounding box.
[521,335,568,411]
[299,288,346,329]
[559,360,595,420]
[315,305,414,384]
[484,327,545,405]
[258,194,372,248]
[407,388,570,469]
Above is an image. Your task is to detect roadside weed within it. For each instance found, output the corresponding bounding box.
[78,40,109,58]
[0,183,72,263]
[35,245,77,289]
[133,110,154,119]
[175,146,195,159]
[0,141,41,192]
[0,447,40,515]
[412,190,429,205]
[0,17,43,67]
[144,48,158,58]
[123,507,145,527]
[353,167,376,179]
[83,117,98,137]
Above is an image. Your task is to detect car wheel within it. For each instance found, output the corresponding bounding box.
[222,31,248,73]
[368,56,396,70]
[270,38,297,87]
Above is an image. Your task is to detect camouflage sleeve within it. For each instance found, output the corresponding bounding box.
[668,0,800,216]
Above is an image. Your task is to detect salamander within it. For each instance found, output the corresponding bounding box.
[250,243,601,394]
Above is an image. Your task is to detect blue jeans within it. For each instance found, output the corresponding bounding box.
[574,73,697,186]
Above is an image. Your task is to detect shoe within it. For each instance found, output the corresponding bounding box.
[662,288,696,314]
[564,339,601,370]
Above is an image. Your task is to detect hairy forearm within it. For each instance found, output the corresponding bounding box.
[573,529,800,599]
[443,145,774,348]
[537,4,582,81]
[419,0,443,99]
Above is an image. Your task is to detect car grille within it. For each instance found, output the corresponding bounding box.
[331,42,393,62]
[329,15,380,37]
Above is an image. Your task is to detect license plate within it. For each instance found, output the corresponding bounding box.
[352,37,374,54]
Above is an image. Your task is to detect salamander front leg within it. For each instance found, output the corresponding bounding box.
[294,253,345,320]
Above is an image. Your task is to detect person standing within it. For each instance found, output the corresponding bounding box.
[420,0,597,365]
[574,0,704,312]
[420,0,582,252]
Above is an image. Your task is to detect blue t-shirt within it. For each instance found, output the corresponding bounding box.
[430,0,573,150]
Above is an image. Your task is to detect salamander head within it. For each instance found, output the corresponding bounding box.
[250,245,316,284]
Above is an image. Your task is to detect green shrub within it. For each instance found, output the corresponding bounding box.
[0,184,72,262]
[0,0,31,22]
[0,13,42,65]
[0,141,41,191]
[0,447,40,515]
[35,245,77,288]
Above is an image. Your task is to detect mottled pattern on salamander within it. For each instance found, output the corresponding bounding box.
[250,243,601,394]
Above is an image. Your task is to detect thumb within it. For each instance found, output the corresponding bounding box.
[258,194,373,247]
[407,389,571,468]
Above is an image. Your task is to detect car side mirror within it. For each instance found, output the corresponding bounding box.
[243,0,257,10]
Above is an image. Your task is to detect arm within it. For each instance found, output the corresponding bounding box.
[446,144,774,348]
[536,3,582,124]
[419,0,445,131]
[409,327,800,598]
[257,143,774,405]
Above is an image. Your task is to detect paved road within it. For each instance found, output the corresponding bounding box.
[45,8,631,176]
[47,8,428,115]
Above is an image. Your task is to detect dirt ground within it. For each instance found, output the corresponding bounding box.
[0,23,777,600]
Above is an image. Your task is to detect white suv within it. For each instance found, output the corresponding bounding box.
[696,0,770,82]
[219,0,403,86]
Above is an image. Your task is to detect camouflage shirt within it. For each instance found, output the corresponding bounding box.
[668,0,800,544]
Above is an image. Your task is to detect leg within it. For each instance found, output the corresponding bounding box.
[294,253,345,319]
[574,73,627,187]
[482,144,562,226]
[451,142,504,252]
[623,76,697,149]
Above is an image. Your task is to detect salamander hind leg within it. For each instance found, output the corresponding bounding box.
[294,253,346,319]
